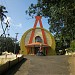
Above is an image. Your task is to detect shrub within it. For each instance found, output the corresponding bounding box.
[70,40,75,52]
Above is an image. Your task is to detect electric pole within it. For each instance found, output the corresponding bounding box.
[14,33,19,54]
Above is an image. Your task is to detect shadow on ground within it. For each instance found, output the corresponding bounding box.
[2,58,27,75]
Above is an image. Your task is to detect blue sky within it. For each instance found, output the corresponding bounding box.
[0,0,49,41]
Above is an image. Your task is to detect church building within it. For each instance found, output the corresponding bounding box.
[20,16,56,55]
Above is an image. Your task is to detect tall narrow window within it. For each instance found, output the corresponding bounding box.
[35,36,42,43]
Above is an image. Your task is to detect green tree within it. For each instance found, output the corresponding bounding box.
[70,40,75,52]
[0,36,14,52]
[15,42,20,54]
[26,0,75,52]
[26,0,75,40]
[0,36,20,53]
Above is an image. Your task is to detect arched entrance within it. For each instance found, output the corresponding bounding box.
[35,36,42,43]
[26,42,49,55]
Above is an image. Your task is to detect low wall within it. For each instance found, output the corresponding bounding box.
[0,55,24,75]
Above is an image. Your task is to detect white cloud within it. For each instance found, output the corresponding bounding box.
[16,23,22,27]
[4,16,12,24]
[12,23,22,28]
[0,28,3,35]
[3,16,22,28]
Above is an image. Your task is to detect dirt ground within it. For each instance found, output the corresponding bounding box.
[4,55,75,75]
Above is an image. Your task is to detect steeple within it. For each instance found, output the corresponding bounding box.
[28,16,47,44]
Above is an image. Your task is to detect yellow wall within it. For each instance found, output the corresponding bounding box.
[20,28,56,55]
[20,29,32,55]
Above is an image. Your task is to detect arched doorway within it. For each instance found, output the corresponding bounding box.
[35,36,42,43]
[35,36,42,54]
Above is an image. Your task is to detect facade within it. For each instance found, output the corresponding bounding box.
[20,16,56,55]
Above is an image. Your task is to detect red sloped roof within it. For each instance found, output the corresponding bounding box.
[25,42,49,47]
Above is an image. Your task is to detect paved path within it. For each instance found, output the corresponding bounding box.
[4,55,71,75]
[69,56,75,75]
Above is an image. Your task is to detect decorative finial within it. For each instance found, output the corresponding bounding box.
[37,0,42,16]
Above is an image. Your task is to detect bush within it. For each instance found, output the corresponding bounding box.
[70,40,75,52]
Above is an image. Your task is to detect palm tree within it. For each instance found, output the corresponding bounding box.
[0,5,8,37]
[0,5,8,53]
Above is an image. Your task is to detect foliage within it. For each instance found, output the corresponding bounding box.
[70,40,75,52]
[26,0,75,52]
[26,0,75,39]
[0,36,20,53]
[0,5,8,21]
[0,5,8,37]
[14,42,20,54]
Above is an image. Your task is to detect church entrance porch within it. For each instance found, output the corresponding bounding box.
[27,42,49,55]
[26,43,49,56]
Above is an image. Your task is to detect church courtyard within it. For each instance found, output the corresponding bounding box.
[4,55,75,75]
